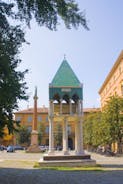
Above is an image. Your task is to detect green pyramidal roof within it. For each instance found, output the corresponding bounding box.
[51,59,81,87]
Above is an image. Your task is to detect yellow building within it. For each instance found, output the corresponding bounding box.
[14,106,100,148]
[99,50,123,107]
[14,106,77,149]
[14,106,49,146]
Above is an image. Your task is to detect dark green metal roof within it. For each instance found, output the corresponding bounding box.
[51,59,81,87]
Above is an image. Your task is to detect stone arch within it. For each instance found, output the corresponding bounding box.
[62,94,70,104]
[53,93,60,103]
[72,94,79,103]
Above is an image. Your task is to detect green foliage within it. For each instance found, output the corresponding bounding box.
[83,112,111,149]
[103,96,123,153]
[15,0,89,30]
[0,2,28,137]
[15,126,31,145]
[38,123,45,144]
[54,123,62,146]
[84,96,123,153]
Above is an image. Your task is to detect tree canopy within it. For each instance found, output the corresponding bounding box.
[1,0,88,30]
[83,96,123,154]
[103,96,123,153]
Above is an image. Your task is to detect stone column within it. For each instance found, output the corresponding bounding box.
[60,99,62,114]
[48,116,54,154]
[78,99,84,154]
[48,100,54,155]
[75,120,79,154]
[27,87,41,152]
[31,87,38,146]
[75,99,84,155]
[78,118,84,154]
[69,99,72,114]
[62,117,69,155]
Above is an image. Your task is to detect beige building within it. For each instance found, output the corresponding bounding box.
[99,50,123,107]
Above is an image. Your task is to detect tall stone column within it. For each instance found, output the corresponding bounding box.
[63,117,69,155]
[27,87,41,152]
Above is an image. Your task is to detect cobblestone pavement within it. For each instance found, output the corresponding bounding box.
[0,151,123,184]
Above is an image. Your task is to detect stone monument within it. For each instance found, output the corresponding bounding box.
[39,58,96,166]
[27,87,41,153]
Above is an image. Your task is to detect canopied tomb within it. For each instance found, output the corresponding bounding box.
[39,58,96,166]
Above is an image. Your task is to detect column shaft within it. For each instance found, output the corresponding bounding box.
[48,100,54,154]
[49,117,54,153]
[62,118,68,154]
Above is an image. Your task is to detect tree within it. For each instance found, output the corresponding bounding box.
[83,111,111,150]
[38,123,45,145]
[1,0,88,30]
[54,123,62,148]
[0,4,28,137]
[15,126,31,146]
[103,96,123,153]
[0,0,88,137]
[83,113,94,150]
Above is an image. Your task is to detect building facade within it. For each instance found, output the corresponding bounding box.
[99,50,123,107]
[14,106,49,146]
[14,106,100,148]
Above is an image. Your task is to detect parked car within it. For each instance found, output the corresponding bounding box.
[7,146,15,152]
[39,145,49,152]
[0,145,7,151]
[13,145,24,150]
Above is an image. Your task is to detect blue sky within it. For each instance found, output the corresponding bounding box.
[19,0,123,110]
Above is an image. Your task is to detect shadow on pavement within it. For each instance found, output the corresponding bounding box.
[0,168,123,184]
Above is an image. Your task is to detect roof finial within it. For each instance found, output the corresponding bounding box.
[64,54,66,60]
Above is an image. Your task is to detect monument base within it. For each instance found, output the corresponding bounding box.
[26,144,41,153]
[26,130,41,153]
[39,154,96,167]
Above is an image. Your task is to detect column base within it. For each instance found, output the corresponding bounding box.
[48,151,55,155]
[74,150,85,155]
[62,150,69,155]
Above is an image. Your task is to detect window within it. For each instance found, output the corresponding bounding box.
[113,75,116,81]
[119,67,122,74]
[16,116,21,122]
[38,115,42,122]
[46,116,48,122]
[27,116,32,123]
[45,126,49,134]
[27,126,32,132]
[121,84,123,95]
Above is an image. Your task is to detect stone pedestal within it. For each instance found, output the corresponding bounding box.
[26,130,41,153]
[39,154,96,167]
